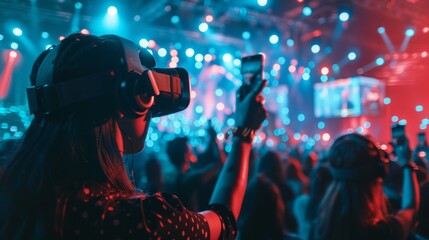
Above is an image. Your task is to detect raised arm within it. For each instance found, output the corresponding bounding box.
[201,80,267,239]
[394,138,420,237]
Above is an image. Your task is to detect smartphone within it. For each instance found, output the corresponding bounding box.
[391,124,406,145]
[241,54,264,86]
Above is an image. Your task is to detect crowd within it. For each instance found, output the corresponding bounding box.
[0,33,428,240]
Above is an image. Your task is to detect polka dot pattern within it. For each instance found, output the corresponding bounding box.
[60,186,237,239]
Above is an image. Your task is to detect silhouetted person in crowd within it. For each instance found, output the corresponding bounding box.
[0,33,267,239]
[293,164,332,240]
[257,150,297,232]
[311,133,420,240]
[238,174,300,240]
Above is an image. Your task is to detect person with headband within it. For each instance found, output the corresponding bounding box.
[310,133,420,240]
[0,33,267,240]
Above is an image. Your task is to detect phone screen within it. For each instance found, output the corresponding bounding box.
[241,54,264,86]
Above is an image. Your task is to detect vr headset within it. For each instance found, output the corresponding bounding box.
[26,34,191,118]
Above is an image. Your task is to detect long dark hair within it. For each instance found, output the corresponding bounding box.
[0,34,136,239]
[311,133,388,240]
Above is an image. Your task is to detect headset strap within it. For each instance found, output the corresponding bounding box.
[27,72,113,115]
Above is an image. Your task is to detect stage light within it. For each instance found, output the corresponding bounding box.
[269,34,279,44]
[222,53,232,63]
[422,51,428,58]
[391,116,398,122]
[0,34,3,41]
[322,133,330,141]
[377,27,385,34]
[338,12,350,22]
[59,36,65,41]
[107,6,118,15]
[298,114,305,122]
[332,64,340,72]
[294,132,301,140]
[12,28,22,36]
[233,59,241,67]
[195,53,204,62]
[257,0,268,7]
[185,48,195,57]
[171,15,180,24]
[302,72,310,80]
[286,39,294,47]
[139,39,148,48]
[302,6,312,16]
[216,103,225,111]
[45,44,52,50]
[204,54,212,62]
[215,89,223,97]
[424,27,429,33]
[364,121,371,128]
[134,15,141,22]
[321,67,329,75]
[158,48,167,57]
[171,56,179,63]
[375,57,384,66]
[318,121,325,129]
[242,31,251,40]
[199,22,208,32]
[170,49,178,56]
[80,29,89,35]
[270,69,278,77]
[148,40,156,48]
[273,63,280,71]
[347,51,357,60]
[74,2,82,9]
[383,97,391,104]
[416,105,423,112]
[205,14,214,23]
[169,62,177,68]
[9,51,17,58]
[41,32,49,39]
[320,75,328,82]
[288,65,296,73]
[405,28,415,37]
[399,119,407,125]
[311,44,320,53]
[10,42,18,49]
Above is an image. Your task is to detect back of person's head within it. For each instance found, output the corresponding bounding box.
[256,150,284,185]
[305,164,332,221]
[166,137,189,170]
[312,133,390,240]
[0,33,136,239]
[144,156,163,194]
[238,173,286,240]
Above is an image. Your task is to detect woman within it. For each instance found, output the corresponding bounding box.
[0,33,267,239]
[311,133,420,240]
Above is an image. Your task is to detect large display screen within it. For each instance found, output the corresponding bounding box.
[314,76,385,118]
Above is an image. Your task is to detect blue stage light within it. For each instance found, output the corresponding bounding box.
[269,34,279,44]
[257,0,268,7]
[405,28,415,37]
[107,6,117,15]
[377,27,385,34]
[298,114,305,122]
[222,53,232,63]
[242,31,251,40]
[11,42,19,49]
[41,32,49,39]
[286,39,294,47]
[318,121,325,129]
[185,48,195,57]
[383,97,391,104]
[338,12,350,22]
[158,48,167,57]
[139,39,148,48]
[13,28,22,36]
[199,23,208,32]
[302,73,310,80]
[311,44,320,53]
[302,6,312,16]
[347,51,357,60]
[75,2,83,9]
[375,57,385,66]
[391,116,398,122]
[416,105,423,112]
[171,15,180,24]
